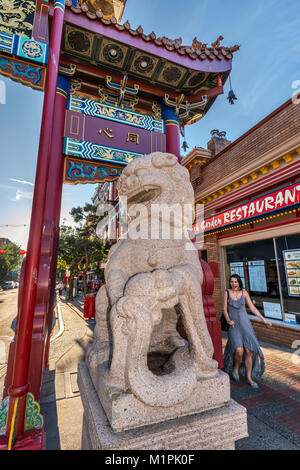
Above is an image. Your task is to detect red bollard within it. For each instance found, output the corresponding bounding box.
[84,294,95,319]
[83,295,90,318]
[89,295,95,319]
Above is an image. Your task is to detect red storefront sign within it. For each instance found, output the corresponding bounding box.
[194,181,300,234]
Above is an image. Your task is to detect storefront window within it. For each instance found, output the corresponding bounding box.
[225,235,300,324]
[274,234,300,324]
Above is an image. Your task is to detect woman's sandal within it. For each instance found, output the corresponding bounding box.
[247,380,259,389]
[231,370,240,382]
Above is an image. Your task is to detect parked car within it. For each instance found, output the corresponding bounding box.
[2,281,15,290]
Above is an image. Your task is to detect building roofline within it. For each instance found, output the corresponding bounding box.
[204,98,293,167]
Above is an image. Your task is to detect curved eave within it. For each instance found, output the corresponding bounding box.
[50,4,234,75]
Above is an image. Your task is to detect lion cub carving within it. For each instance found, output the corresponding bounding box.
[86,152,217,408]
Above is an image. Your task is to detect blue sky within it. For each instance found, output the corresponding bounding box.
[0,0,300,248]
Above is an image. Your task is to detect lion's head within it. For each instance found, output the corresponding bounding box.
[117,152,194,213]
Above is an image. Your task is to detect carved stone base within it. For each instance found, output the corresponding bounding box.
[78,362,248,450]
[87,361,230,432]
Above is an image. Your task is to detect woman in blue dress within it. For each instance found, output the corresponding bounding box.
[223,274,272,389]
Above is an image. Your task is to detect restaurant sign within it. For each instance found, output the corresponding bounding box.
[194,181,300,234]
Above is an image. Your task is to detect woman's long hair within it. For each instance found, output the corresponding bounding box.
[229,274,243,290]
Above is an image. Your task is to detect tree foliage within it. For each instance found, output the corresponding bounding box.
[57,203,111,298]
[0,241,22,284]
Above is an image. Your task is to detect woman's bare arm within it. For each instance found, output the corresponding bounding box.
[243,290,272,327]
[223,290,235,325]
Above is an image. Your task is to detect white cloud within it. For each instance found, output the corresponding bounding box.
[15,189,33,201]
[10,178,34,186]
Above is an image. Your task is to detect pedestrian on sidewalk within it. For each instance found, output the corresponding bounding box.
[58,281,64,296]
[222,274,272,389]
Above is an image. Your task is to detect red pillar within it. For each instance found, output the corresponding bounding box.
[200,256,223,368]
[24,75,70,400]
[177,237,223,368]
[162,104,181,162]
[0,1,66,450]
[43,75,70,373]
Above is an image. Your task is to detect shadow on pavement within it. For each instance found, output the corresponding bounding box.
[40,396,61,450]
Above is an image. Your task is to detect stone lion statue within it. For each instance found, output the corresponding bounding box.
[86,152,218,409]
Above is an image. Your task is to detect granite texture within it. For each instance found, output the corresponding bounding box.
[86,153,220,429]
[94,363,230,431]
[78,362,248,450]
[82,152,248,446]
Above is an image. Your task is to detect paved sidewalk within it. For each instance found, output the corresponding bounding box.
[40,294,94,450]
[39,298,300,450]
[226,336,300,450]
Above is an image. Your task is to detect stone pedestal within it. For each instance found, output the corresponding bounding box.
[78,362,248,450]
[90,362,230,432]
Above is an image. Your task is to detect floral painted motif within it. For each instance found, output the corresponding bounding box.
[0,396,9,436]
[24,393,43,431]
[0,55,44,89]
[64,159,122,184]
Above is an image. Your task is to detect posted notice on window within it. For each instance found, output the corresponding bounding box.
[230,262,245,281]
[263,301,282,320]
[248,260,267,292]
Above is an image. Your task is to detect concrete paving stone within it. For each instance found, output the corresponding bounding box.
[0,364,7,395]
[277,413,300,425]
[266,363,288,371]
[286,424,300,432]
[248,400,293,417]
[279,396,300,407]
[261,373,298,390]
[271,359,297,367]
[0,364,7,379]
[55,372,67,400]
[70,372,80,394]
[56,396,83,450]
[231,384,264,402]
[290,392,300,402]
[41,399,61,450]
[40,369,56,398]
[235,413,300,450]
[280,383,300,397]
[238,392,285,410]
[290,371,300,379]
[248,403,300,448]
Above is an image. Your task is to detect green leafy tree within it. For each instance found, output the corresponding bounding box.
[0,241,22,284]
[57,203,111,299]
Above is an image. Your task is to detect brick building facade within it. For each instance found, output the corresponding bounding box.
[182,97,300,348]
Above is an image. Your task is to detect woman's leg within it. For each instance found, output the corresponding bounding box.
[233,347,243,375]
[244,347,254,382]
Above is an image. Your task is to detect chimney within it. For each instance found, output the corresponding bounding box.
[207,129,231,157]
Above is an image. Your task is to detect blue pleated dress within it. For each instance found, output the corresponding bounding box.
[223,290,265,380]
